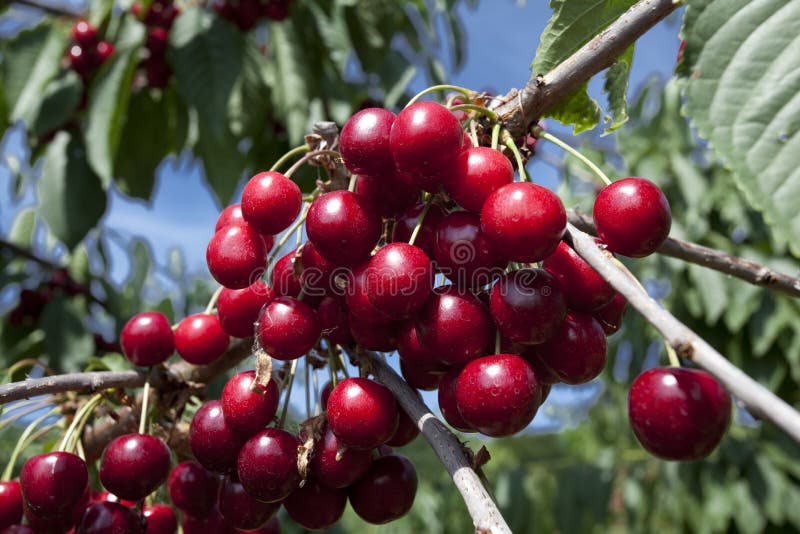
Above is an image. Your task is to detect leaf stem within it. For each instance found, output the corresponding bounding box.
[534,128,612,186]
[406,84,473,107]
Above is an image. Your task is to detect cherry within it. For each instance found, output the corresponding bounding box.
[343,262,393,324]
[240,171,301,235]
[308,426,373,489]
[390,101,463,177]
[206,224,267,289]
[396,320,440,371]
[316,295,354,345]
[543,240,615,312]
[69,45,95,78]
[76,502,143,534]
[442,146,514,212]
[0,480,23,529]
[489,268,566,345]
[348,313,402,352]
[146,27,169,56]
[20,452,88,521]
[120,311,174,366]
[306,190,381,266]
[174,313,229,365]
[237,428,300,503]
[455,353,541,437]
[538,312,607,385]
[283,479,347,530]
[72,21,98,47]
[365,243,433,319]
[339,107,396,176]
[218,476,280,530]
[593,177,672,257]
[1,525,36,533]
[437,369,475,432]
[99,434,171,502]
[221,370,280,437]
[262,0,291,21]
[217,281,276,338]
[386,407,420,447]
[349,454,417,524]
[629,367,731,461]
[167,461,220,517]
[22,487,88,531]
[256,296,320,360]
[234,0,260,30]
[320,380,335,408]
[327,377,399,450]
[239,515,281,534]
[355,171,421,218]
[298,242,338,297]
[90,491,136,506]
[433,211,506,289]
[521,349,561,386]
[142,504,177,534]
[390,202,446,259]
[415,285,492,367]
[481,182,566,262]
[215,205,276,251]
[143,56,171,88]
[181,505,236,534]
[399,359,443,391]
[189,400,247,473]
[270,250,302,298]
[94,41,114,66]
[593,292,628,335]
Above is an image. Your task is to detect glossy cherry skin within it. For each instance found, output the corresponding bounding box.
[239,515,280,534]
[207,224,268,289]
[215,204,275,251]
[349,454,417,525]
[399,359,443,391]
[218,476,279,530]
[339,107,396,176]
[390,101,463,177]
[99,434,171,502]
[90,491,136,507]
[189,400,247,473]
[241,171,302,235]
[237,428,300,503]
[455,353,541,437]
[143,504,177,534]
[181,505,236,534]
[437,370,475,432]
[0,480,23,529]
[327,377,399,450]
[391,202,446,259]
[365,243,433,319]
[299,242,338,297]
[316,295,354,345]
[481,182,566,262]
[521,349,562,386]
[174,313,229,365]
[308,426,373,489]
[537,312,607,385]
[349,313,402,352]
[283,479,347,530]
[434,211,506,289]
[490,268,567,345]
[629,367,731,461]
[543,240,615,312]
[442,147,514,212]
[72,21,98,47]
[343,262,393,325]
[94,41,114,65]
[306,191,381,266]
[120,311,174,366]
[593,292,628,335]
[76,501,143,534]
[256,296,320,360]
[355,171,421,218]
[22,486,89,531]
[386,407,420,447]
[221,370,280,437]
[146,27,169,56]
[270,250,302,298]
[20,452,88,521]
[167,461,220,517]
[396,320,440,371]
[593,177,671,257]
[217,281,276,338]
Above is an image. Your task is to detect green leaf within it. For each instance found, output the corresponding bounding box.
[681,0,800,256]
[8,208,36,247]
[128,239,151,296]
[40,294,94,372]
[153,297,175,323]
[85,353,132,372]
[196,119,245,205]
[31,70,82,138]
[268,21,311,142]
[38,132,107,249]
[547,82,601,134]
[602,44,634,133]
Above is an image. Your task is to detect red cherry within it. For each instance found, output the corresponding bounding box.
[521,349,561,386]
[343,262,393,325]
[327,377,399,450]
[22,485,88,531]
[69,45,95,78]
[396,320,440,371]
[189,400,247,473]
[365,243,433,319]
[629,367,731,460]
[167,461,220,517]
[72,21,98,47]
[181,505,236,534]
[237,429,300,503]
[143,504,177,534]
[120,311,174,366]
[537,312,607,385]
[593,292,628,335]
[94,41,115,66]
[339,107,396,176]
[241,171,302,235]
[206,224,267,289]
[20,452,88,521]
[221,370,280,437]
[298,242,338,297]
[386,407,420,447]
[218,476,279,530]
[0,480,23,529]
[355,171,421,218]
[543,240,615,312]
[270,250,302,298]
[433,211,506,289]
[391,202,446,259]
[390,101,463,177]
[262,0,290,21]
[442,147,513,212]
[256,296,320,360]
[76,501,143,534]
[234,0,261,31]
[437,369,475,432]
[283,479,346,530]
[146,27,169,56]
[143,56,171,88]
[216,204,276,250]
[399,359,443,391]
[2,525,37,533]
[480,182,566,262]
[99,434,171,502]
[174,313,229,365]
[90,491,136,506]
[308,426,373,489]
[455,353,541,437]
[349,454,417,524]
[238,515,280,534]
[317,295,354,345]
[348,313,402,352]
[593,177,672,257]
[217,281,276,338]
[306,191,382,266]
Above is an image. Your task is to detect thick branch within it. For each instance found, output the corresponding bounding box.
[495,0,682,138]
[567,224,800,445]
[568,210,800,299]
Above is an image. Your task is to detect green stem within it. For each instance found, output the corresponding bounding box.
[491,123,501,151]
[284,150,341,179]
[269,145,310,173]
[204,286,223,315]
[504,137,529,182]
[139,381,151,435]
[535,129,612,186]
[267,204,310,266]
[278,359,299,429]
[449,104,498,121]
[58,393,103,453]
[406,84,473,107]
[2,409,59,481]
[408,196,434,247]
[666,343,681,368]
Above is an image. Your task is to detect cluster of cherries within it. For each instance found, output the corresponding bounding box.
[212,0,293,30]
[130,0,181,88]
[67,21,114,82]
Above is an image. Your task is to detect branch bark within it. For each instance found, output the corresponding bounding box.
[566,224,800,445]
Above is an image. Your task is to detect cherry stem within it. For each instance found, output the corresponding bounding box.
[491,123,501,151]
[2,408,59,481]
[494,330,501,355]
[269,144,310,173]
[204,286,223,315]
[284,150,341,179]
[59,393,103,454]
[304,356,311,420]
[406,84,473,107]
[326,341,339,388]
[348,173,357,192]
[267,204,310,266]
[278,358,299,429]
[503,136,528,182]
[468,120,480,147]
[449,104,499,121]
[408,195,434,247]
[139,381,151,435]
[534,129,612,186]
[311,367,320,416]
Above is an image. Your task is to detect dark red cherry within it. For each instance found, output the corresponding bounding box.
[481,182,566,262]
[442,146,514,212]
[355,171,421,218]
[298,242,338,297]
[270,250,302,297]
[348,313,402,352]
[72,21,98,47]
[283,479,346,530]
[218,476,279,530]
[189,400,247,473]
[537,312,607,385]
[90,491,136,507]
[490,269,567,345]
[593,292,628,335]
[221,370,280,437]
[146,27,169,56]
[390,101,463,177]
[22,485,88,531]
[343,262,393,324]
[239,515,280,534]
[217,281,276,338]
[543,240,615,312]
[306,191,382,266]
[0,480,23,529]
[143,56,171,88]
[119,312,174,367]
[349,454,417,524]
[174,313,229,365]
[215,205,276,250]
[167,461,220,518]
[2,525,37,533]
[455,353,540,437]
[339,107,396,176]
[317,295,354,346]
[99,434,171,502]
[143,504,176,534]
[434,211,506,289]
[629,367,731,461]
[69,45,94,77]
[415,285,492,367]
[386,407,420,447]
[396,320,440,371]
[20,452,88,521]
[237,428,300,503]
[181,505,236,534]
[365,243,433,319]
[308,427,373,489]
[521,349,561,386]
[241,171,302,235]
[399,359,443,391]
[327,378,399,450]
[94,41,114,66]
[234,0,260,30]
[206,224,267,289]
[76,501,143,534]
[593,177,671,257]
[256,296,320,360]
[391,202,446,259]
[437,370,475,432]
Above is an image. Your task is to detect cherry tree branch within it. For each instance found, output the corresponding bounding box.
[566,224,800,445]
